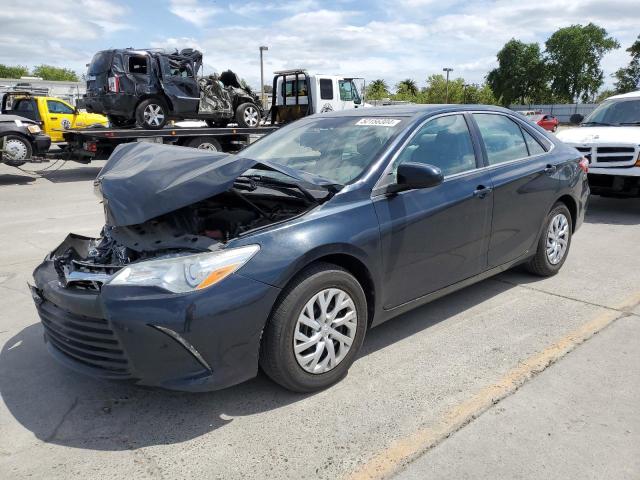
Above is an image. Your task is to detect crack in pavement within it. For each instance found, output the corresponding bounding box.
[44,397,79,443]
[491,277,640,316]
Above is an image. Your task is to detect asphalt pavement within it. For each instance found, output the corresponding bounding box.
[0,161,638,479]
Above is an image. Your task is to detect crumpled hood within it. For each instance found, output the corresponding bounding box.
[556,126,640,144]
[95,142,332,227]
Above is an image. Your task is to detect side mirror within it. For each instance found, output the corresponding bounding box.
[387,162,444,193]
[569,113,583,125]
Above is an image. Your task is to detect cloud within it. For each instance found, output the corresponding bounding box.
[0,0,130,73]
[168,0,221,27]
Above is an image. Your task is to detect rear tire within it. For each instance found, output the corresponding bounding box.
[135,99,168,129]
[260,263,367,392]
[186,136,222,151]
[236,103,261,128]
[1,135,31,166]
[525,202,572,277]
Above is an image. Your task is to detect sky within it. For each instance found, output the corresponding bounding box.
[0,0,638,91]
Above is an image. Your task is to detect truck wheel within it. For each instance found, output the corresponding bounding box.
[187,136,222,151]
[135,99,168,129]
[1,135,32,166]
[108,115,135,128]
[236,103,261,128]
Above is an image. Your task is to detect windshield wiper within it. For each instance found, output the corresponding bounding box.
[581,121,613,126]
[618,122,640,125]
[236,174,321,204]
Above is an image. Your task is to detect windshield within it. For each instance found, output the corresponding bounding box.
[583,98,640,125]
[240,116,405,184]
[88,51,113,75]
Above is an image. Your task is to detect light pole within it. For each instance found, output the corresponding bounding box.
[259,46,268,108]
[443,67,453,103]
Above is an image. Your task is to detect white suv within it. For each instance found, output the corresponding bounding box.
[557,90,640,197]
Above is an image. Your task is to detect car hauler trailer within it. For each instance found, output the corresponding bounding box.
[60,125,278,161]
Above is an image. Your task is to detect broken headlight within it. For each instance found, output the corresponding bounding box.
[108,245,260,293]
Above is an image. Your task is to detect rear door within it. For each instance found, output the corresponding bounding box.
[159,55,200,115]
[43,99,76,142]
[471,112,559,268]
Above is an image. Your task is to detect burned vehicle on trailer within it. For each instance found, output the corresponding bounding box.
[84,48,263,129]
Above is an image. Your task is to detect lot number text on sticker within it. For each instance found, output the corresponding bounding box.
[355,118,401,127]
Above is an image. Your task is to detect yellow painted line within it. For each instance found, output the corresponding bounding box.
[348,293,640,480]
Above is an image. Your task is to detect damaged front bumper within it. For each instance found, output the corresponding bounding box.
[31,235,281,392]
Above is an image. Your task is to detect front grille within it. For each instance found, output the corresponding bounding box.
[37,299,132,378]
[568,143,639,166]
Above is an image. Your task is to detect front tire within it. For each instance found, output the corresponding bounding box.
[525,202,572,276]
[186,136,221,151]
[135,99,168,129]
[260,263,367,392]
[236,103,261,128]
[1,135,32,166]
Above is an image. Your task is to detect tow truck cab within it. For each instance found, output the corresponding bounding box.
[557,90,640,197]
[270,69,365,124]
[1,92,107,142]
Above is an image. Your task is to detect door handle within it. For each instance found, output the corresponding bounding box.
[50,116,58,120]
[544,164,557,174]
[473,185,493,198]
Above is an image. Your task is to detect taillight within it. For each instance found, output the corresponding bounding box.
[108,75,120,93]
[83,141,97,153]
[578,156,589,173]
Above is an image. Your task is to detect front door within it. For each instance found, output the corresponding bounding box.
[44,99,76,142]
[470,113,559,268]
[373,113,494,309]
[159,56,200,115]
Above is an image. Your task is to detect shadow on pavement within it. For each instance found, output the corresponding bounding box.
[0,173,36,186]
[39,165,103,184]
[0,278,513,451]
[584,195,640,226]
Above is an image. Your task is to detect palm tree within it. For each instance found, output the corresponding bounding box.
[396,79,419,97]
[366,79,389,100]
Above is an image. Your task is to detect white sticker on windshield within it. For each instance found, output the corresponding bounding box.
[355,118,401,127]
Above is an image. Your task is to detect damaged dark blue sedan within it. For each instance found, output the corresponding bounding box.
[30,105,589,392]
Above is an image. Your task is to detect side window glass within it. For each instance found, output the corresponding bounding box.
[128,56,148,74]
[319,79,333,100]
[473,114,529,165]
[339,80,353,101]
[47,100,73,114]
[522,128,547,155]
[395,114,476,177]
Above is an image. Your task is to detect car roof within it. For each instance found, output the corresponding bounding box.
[320,104,513,118]
[607,90,640,100]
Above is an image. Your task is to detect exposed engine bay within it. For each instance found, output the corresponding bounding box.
[52,189,315,290]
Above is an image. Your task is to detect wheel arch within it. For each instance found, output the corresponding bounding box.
[279,252,377,328]
[556,194,577,231]
[135,94,173,115]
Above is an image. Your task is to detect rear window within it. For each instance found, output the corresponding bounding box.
[320,79,333,100]
[88,51,113,75]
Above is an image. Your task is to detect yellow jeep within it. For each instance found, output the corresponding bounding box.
[1,92,108,142]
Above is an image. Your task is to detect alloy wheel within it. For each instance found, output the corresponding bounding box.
[143,104,165,127]
[196,142,218,151]
[546,213,569,264]
[293,288,358,374]
[243,106,259,127]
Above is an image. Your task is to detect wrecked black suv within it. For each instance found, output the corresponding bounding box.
[84,48,263,129]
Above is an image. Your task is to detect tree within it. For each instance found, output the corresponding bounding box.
[545,23,619,102]
[262,84,273,94]
[0,64,29,79]
[395,78,419,99]
[595,89,616,103]
[32,65,79,81]
[366,79,389,100]
[486,39,548,106]
[420,74,464,103]
[613,35,640,94]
